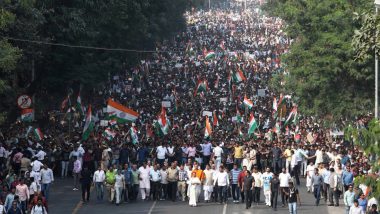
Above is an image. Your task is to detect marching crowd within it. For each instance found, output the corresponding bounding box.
[0,1,378,214]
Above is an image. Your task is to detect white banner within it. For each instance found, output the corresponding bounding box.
[162,101,171,108]
[202,111,212,117]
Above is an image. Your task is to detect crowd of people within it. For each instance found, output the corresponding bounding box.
[0,1,379,214]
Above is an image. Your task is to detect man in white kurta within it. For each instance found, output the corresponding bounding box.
[203,165,214,202]
[139,163,151,200]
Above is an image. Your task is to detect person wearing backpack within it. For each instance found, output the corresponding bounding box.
[30,198,47,214]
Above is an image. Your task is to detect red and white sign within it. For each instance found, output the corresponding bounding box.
[17,95,32,109]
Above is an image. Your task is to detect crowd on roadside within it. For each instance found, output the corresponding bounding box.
[0,1,378,214]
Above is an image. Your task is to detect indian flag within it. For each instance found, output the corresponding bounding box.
[194,80,208,96]
[236,108,243,123]
[107,99,139,123]
[273,121,281,134]
[103,128,116,141]
[213,111,219,127]
[232,69,246,83]
[82,105,94,140]
[76,93,84,115]
[248,113,258,135]
[284,106,298,126]
[109,119,117,127]
[34,128,44,141]
[156,107,169,136]
[21,109,34,122]
[272,97,278,112]
[204,116,212,139]
[238,128,244,137]
[229,51,238,61]
[205,51,216,60]
[243,96,253,109]
[130,127,139,144]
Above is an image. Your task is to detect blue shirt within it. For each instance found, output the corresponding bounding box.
[342,170,354,185]
[123,168,132,184]
[231,169,241,184]
[322,170,331,184]
[358,198,367,212]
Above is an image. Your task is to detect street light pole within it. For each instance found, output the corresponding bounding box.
[375,0,380,118]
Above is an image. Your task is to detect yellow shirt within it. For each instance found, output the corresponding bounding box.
[284,149,292,161]
[234,146,243,159]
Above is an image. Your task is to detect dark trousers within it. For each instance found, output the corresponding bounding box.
[161,184,168,199]
[323,183,330,202]
[218,186,227,203]
[244,190,252,208]
[131,184,139,200]
[240,188,245,202]
[293,162,301,185]
[253,187,261,203]
[213,186,219,202]
[314,184,321,205]
[203,155,211,169]
[152,182,161,200]
[123,184,130,202]
[271,189,279,209]
[168,181,178,201]
[81,183,91,201]
[272,160,282,174]
[280,187,289,205]
[329,188,339,206]
[231,184,240,201]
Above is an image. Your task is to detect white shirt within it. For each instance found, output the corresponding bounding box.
[30,171,41,184]
[156,146,167,159]
[31,205,47,214]
[252,172,262,187]
[31,160,44,172]
[93,170,105,182]
[279,172,291,187]
[213,146,223,157]
[160,169,168,184]
[114,174,124,188]
[214,171,229,186]
[40,168,54,184]
[0,146,6,157]
[29,181,40,195]
[150,170,161,182]
[34,150,46,161]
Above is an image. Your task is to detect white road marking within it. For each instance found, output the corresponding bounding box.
[223,203,227,214]
[148,200,157,214]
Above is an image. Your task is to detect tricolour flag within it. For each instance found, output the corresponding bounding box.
[61,95,70,111]
[236,108,243,123]
[82,105,94,140]
[238,127,244,137]
[213,111,219,127]
[232,69,246,83]
[229,51,238,61]
[248,113,258,135]
[205,51,216,60]
[204,116,212,139]
[155,107,170,136]
[273,121,281,134]
[76,93,84,115]
[21,109,34,122]
[243,95,253,109]
[130,127,139,144]
[109,119,117,127]
[194,79,208,96]
[34,128,44,141]
[284,106,298,126]
[107,99,139,123]
[103,128,116,141]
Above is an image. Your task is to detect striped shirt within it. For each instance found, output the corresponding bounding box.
[231,169,241,184]
[178,170,188,181]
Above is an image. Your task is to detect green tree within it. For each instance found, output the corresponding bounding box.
[345,119,380,202]
[352,11,380,60]
[264,0,374,121]
[0,2,22,124]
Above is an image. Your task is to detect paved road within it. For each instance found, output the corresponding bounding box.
[50,178,345,214]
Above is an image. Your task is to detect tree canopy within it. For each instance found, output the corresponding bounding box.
[264,0,374,121]
[0,0,188,124]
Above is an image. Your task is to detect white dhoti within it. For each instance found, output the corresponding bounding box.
[203,185,213,201]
